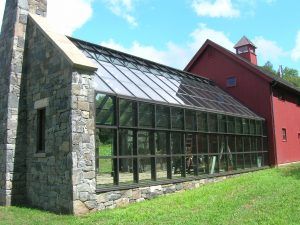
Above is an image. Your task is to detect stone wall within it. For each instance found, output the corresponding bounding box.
[94,174,241,211]
[70,71,97,215]
[0,0,47,206]
[23,18,75,213]
[23,17,97,213]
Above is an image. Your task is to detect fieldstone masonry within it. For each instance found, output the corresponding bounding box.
[0,0,47,206]
[94,174,242,211]
[24,18,75,212]
[71,71,97,214]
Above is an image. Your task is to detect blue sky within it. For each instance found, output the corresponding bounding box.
[1,0,300,72]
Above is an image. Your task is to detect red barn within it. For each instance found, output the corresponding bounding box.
[185,36,300,166]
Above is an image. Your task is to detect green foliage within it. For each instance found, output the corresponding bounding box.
[261,61,277,76]
[283,67,300,87]
[260,61,300,88]
[2,164,300,224]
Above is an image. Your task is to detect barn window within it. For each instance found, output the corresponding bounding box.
[227,77,237,87]
[282,128,287,141]
[37,108,46,153]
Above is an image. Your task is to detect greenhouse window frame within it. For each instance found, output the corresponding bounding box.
[95,92,268,191]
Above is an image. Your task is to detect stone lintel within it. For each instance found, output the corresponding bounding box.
[34,98,49,109]
[28,14,97,72]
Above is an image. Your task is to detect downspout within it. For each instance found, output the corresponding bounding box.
[270,81,278,166]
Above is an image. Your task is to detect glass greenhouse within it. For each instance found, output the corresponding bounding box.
[71,38,269,191]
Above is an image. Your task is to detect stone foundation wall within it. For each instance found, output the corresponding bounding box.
[94,174,241,211]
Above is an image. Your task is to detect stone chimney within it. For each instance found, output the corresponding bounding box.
[234,36,257,65]
[0,0,47,206]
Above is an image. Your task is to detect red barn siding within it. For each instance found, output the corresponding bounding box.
[188,46,277,165]
[272,88,300,164]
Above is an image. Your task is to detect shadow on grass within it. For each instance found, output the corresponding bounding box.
[278,163,300,180]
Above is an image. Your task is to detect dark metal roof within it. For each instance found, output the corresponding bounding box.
[234,36,257,49]
[69,36,263,120]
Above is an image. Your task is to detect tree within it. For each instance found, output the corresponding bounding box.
[283,67,300,87]
[260,61,277,76]
[260,62,300,88]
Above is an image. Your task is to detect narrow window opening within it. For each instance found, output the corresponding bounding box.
[37,108,46,153]
[282,128,287,142]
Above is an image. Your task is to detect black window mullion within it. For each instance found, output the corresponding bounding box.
[181,133,186,178]
[150,131,156,181]
[195,111,199,131]
[217,135,221,173]
[242,137,245,169]
[183,109,186,131]
[234,135,237,169]
[114,129,119,185]
[133,130,139,183]
[167,132,172,179]
[154,105,157,129]
[194,134,199,176]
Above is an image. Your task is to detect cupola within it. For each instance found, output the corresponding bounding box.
[234,36,257,65]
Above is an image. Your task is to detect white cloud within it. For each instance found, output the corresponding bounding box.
[253,36,287,62]
[189,23,234,51]
[101,39,189,68]
[103,0,138,27]
[48,0,94,35]
[291,31,300,61]
[0,0,93,35]
[0,0,5,30]
[101,24,234,69]
[192,0,240,18]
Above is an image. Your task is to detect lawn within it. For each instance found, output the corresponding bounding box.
[1,163,300,225]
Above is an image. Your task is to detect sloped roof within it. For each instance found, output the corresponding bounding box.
[69,37,263,120]
[234,36,257,49]
[28,14,97,71]
[185,39,300,96]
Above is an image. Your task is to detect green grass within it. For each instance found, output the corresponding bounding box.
[99,144,112,156]
[98,144,113,173]
[2,163,300,225]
